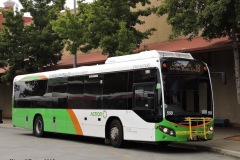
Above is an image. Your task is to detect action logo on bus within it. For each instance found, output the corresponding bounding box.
[90,110,108,119]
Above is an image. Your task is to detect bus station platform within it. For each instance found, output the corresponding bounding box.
[1,118,240,158]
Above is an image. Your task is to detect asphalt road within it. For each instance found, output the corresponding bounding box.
[0,124,237,160]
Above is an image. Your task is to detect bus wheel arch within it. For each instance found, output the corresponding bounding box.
[33,114,45,137]
[105,117,124,148]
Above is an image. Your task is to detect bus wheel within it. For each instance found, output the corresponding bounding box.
[33,116,45,137]
[109,120,124,148]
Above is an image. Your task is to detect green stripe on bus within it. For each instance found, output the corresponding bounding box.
[12,108,77,135]
[19,75,47,81]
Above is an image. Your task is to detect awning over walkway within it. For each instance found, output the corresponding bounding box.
[0,37,233,74]
[144,37,231,53]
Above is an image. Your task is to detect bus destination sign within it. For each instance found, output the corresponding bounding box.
[163,60,204,74]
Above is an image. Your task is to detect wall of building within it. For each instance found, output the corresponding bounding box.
[193,49,240,127]
[134,0,172,45]
[134,0,187,46]
[0,82,12,118]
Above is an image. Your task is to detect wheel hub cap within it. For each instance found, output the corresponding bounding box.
[110,126,119,141]
[36,121,42,133]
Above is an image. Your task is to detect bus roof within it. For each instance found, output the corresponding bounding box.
[13,50,193,82]
[105,50,193,64]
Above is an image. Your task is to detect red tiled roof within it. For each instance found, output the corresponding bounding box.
[53,37,232,69]
[0,53,108,74]
[144,37,231,53]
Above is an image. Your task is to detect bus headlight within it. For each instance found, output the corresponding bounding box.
[163,128,168,133]
[209,126,214,131]
[159,126,176,137]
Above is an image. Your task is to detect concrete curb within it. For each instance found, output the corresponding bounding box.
[204,146,240,158]
[171,143,240,158]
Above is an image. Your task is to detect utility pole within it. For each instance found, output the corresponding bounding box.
[73,0,77,68]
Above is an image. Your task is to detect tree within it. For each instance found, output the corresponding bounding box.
[0,0,65,81]
[51,0,90,65]
[0,10,26,80]
[157,0,240,104]
[82,0,156,57]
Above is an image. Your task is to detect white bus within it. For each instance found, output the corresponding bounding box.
[12,50,214,147]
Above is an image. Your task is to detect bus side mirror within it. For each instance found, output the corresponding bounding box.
[211,72,227,85]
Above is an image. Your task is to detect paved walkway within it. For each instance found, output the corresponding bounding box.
[171,127,240,158]
[1,119,240,158]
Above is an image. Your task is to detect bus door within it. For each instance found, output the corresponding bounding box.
[133,83,156,122]
[48,77,68,133]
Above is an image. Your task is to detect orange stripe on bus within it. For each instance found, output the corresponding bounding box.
[67,109,83,135]
[39,75,48,80]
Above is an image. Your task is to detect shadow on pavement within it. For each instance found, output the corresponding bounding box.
[20,132,204,155]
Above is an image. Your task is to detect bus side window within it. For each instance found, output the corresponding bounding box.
[103,72,128,109]
[50,78,68,109]
[67,76,84,109]
[14,80,48,108]
[133,83,156,122]
[133,69,157,83]
[31,80,49,108]
[127,71,133,109]
[134,84,155,109]
[84,74,103,109]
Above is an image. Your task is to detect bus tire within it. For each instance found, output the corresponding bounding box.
[33,116,45,137]
[109,120,124,148]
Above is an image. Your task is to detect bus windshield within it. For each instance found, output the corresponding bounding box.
[161,59,213,121]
